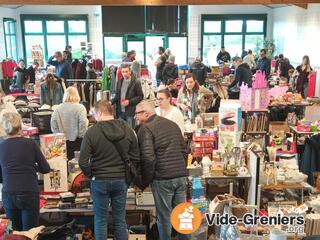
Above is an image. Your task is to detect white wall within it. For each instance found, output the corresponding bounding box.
[0,7,17,60]
[188,5,273,61]
[273,4,320,96]
[14,5,103,59]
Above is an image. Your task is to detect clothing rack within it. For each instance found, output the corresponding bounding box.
[66,79,101,82]
[66,79,101,110]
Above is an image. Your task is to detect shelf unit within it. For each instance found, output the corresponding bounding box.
[242,109,270,148]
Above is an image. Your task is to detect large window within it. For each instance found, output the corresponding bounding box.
[201,14,267,65]
[21,15,89,65]
[3,18,18,61]
[103,34,187,66]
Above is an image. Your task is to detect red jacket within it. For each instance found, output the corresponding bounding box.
[2,60,17,78]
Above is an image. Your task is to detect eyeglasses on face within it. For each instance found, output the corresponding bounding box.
[135,110,145,115]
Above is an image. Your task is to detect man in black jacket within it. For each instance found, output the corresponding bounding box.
[216,46,231,64]
[135,100,188,240]
[79,100,140,240]
[228,57,252,99]
[112,63,144,128]
[189,57,207,86]
[162,55,178,85]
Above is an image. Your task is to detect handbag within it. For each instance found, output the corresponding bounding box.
[113,139,138,186]
[31,110,53,134]
[98,125,139,186]
[37,220,75,240]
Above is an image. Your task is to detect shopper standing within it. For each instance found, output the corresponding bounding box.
[65,45,72,62]
[155,46,167,86]
[296,55,312,98]
[189,57,207,86]
[275,54,291,80]
[112,63,143,128]
[216,46,231,64]
[162,55,178,85]
[243,50,256,70]
[136,100,188,240]
[79,100,140,240]
[156,89,185,134]
[177,74,201,123]
[47,51,73,81]
[257,49,271,77]
[0,89,17,139]
[13,59,27,91]
[228,57,252,99]
[51,87,88,160]
[26,61,39,84]
[0,112,50,231]
[40,73,63,106]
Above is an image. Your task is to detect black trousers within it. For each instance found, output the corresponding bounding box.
[66,138,83,160]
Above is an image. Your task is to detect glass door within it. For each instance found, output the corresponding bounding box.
[146,35,165,81]
[125,35,145,64]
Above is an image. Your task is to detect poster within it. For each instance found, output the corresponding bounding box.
[44,156,68,192]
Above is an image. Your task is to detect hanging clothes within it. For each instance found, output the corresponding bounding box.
[92,59,103,72]
[101,67,111,91]
[2,60,17,79]
[0,62,3,80]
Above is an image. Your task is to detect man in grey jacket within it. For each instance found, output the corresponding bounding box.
[136,100,189,240]
[79,100,140,240]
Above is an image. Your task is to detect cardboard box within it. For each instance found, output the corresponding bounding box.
[44,156,68,192]
[129,234,146,240]
[136,192,154,206]
[219,101,242,132]
[40,133,67,160]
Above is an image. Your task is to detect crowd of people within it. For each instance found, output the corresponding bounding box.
[0,43,315,239]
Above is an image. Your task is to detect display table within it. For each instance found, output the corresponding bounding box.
[40,204,155,214]
[205,175,252,200]
[261,182,305,202]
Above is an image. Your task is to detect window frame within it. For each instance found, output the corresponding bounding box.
[103,33,188,66]
[201,14,267,62]
[21,14,89,63]
[3,18,18,61]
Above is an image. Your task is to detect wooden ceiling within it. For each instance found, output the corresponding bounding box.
[0,0,317,5]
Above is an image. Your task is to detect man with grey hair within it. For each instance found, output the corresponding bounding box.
[135,100,189,240]
[47,51,73,81]
[162,55,178,85]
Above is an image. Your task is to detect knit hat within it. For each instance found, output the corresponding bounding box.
[168,55,175,64]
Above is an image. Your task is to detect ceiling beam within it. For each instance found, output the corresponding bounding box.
[293,3,308,8]
[0,0,319,4]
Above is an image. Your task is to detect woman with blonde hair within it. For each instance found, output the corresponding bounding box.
[0,89,17,139]
[0,112,50,230]
[51,87,88,159]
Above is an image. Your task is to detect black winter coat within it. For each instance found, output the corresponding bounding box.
[300,135,320,185]
[137,115,188,189]
[79,120,140,180]
[112,75,144,117]
[189,62,207,86]
[162,63,178,85]
[228,63,252,92]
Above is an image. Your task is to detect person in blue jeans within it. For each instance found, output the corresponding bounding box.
[79,100,141,240]
[0,112,51,231]
[112,63,144,129]
[136,100,189,240]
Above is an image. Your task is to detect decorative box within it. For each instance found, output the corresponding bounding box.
[240,86,270,111]
[40,133,67,160]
